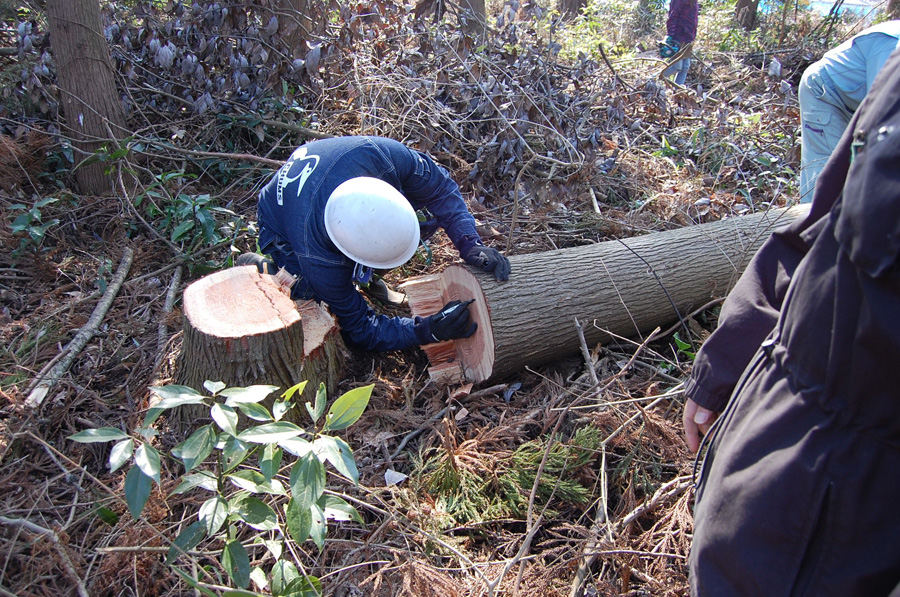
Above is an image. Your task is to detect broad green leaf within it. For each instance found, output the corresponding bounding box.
[249,566,268,591]
[280,380,308,401]
[253,537,282,560]
[283,575,322,597]
[321,494,364,524]
[222,435,252,473]
[95,506,119,526]
[150,385,203,401]
[166,520,206,564]
[124,466,153,520]
[308,503,326,551]
[134,443,161,484]
[221,385,279,405]
[271,559,300,596]
[146,385,204,426]
[228,470,286,495]
[222,591,262,597]
[135,427,158,441]
[178,425,216,472]
[199,496,229,535]
[272,399,290,422]
[204,380,226,395]
[289,453,325,511]
[171,471,218,494]
[322,384,373,431]
[34,196,58,209]
[212,403,239,436]
[235,402,274,422]
[260,444,283,481]
[285,497,312,544]
[305,383,327,423]
[237,422,304,444]
[229,495,278,531]
[278,437,313,458]
[312,436,358,485]
[108,438,133,473]
[171,219,194,242]
[222,540,251,589]
[69,427,128,443]
[150,394,208,411]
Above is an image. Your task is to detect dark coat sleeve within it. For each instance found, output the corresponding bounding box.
[685,109,858,413]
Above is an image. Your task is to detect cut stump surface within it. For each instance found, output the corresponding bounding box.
[176,266,346,420]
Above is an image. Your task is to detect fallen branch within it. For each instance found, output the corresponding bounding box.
[25,247,134,408]
[152,265,183,379]
[0,516,90,597]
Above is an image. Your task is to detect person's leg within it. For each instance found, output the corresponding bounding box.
[663,58,683,82]
[798,67,852,203]
[675,57,691,85]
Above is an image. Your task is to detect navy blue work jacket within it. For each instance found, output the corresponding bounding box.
[256,136,482,352]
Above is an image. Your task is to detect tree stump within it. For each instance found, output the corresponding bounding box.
[402,205,809,385]
[176,266,346,421]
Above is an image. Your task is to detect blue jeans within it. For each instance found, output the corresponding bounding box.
[665,58,691,85]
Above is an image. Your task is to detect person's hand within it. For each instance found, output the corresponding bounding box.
[683,398,718,453]
[425,299,477,343]
[463,245,511,281]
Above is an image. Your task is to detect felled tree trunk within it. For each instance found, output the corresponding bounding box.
[403,205,809,385]
[176,266,346,420]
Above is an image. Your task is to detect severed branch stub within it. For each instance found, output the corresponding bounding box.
[404,205,810,386]
[175,265,346,422]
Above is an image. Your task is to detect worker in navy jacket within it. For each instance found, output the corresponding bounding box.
[242,136,510,352]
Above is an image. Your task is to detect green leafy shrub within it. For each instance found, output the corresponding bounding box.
[69,379,373,595]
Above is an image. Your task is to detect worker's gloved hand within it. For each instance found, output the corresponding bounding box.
[463,245,511,281]
[658,36,680,58]
[415,299,477,344]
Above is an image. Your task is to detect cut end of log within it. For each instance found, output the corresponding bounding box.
[402,265,494,385]
[183,265,300,337]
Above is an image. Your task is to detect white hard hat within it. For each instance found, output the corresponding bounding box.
[324,177,420,269]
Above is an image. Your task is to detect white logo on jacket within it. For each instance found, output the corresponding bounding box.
[276,147,320,205]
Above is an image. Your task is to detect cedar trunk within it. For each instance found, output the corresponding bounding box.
[404,205,809,385]
[46,0,128,194]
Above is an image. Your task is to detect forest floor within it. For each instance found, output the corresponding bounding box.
[0,5,840,596]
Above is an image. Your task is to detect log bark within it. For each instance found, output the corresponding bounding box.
[404,205,809,385]
[176,266,346,420]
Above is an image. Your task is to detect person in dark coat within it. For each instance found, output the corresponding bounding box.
[242,135,510,352]
[684,48,900,595]
[659,0,699,85]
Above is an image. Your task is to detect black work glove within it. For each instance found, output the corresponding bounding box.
[415,299,477,344]
[463,245,511,281]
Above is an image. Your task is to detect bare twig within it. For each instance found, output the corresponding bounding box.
[153,265,183,378]
[25,247,134,408]
[0,516,90,597]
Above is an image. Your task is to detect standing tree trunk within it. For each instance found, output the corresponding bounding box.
[735,0,760,30]
[460,0,487,38]
[558,0,587,20]
[403,205,809,385]
[276,0,314,59]
[46,0,128,195]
